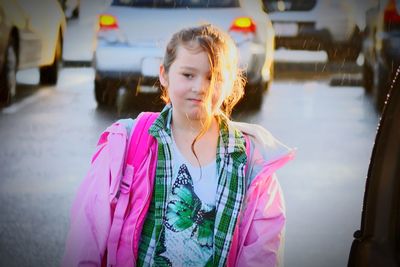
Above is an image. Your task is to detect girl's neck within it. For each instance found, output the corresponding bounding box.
[171,112,219,167]
[171,112,217,136]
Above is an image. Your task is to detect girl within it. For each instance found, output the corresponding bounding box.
[62,24,294,267]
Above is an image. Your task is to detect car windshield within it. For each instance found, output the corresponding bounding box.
[111,0,239,8]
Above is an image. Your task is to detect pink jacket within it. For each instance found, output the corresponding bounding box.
[62,119,295,267]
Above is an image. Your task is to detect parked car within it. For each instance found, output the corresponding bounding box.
[348,65,400,267]
[362,0,400,112]
[0,0,66,105]
[0,0,38,104]
[263,0,373,61]
[93,0,275,108]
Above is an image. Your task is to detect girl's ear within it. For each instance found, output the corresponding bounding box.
[159,64,168,88]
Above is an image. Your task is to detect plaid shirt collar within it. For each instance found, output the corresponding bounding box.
[149,104,245,155]
[141,104,247,266]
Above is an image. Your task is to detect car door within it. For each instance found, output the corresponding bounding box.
[347,66,400,266]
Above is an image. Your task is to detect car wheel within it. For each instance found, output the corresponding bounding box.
[363,62,374,94]
[72,5,79,19]
[0,36,17,105]
[40,33,62,85]
[94,80,118,107]
[240,82,265,110]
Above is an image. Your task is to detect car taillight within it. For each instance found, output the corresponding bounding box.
[384,0,400,30]
[99,14,118,30]
[230,17,256,34]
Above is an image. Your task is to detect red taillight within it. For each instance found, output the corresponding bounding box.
[99,14,118,30]
[384,0,400,27]
[230,17,256,34]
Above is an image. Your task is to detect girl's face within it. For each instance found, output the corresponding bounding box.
[160,45,221,121]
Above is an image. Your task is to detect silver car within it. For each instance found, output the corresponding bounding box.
[93,0,275,108]
[0,0,66,105]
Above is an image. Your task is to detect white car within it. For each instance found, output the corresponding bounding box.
[93,0,275,108]
[264,0,374,61]
[0,0,66,105]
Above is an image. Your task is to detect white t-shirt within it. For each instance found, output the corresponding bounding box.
[154,137,218,266]
[172,138,218,206]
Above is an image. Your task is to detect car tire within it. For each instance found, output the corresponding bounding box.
[95,80,118,107]
[72,6,79,19]
[363,62,374,94]
[0,36,18,106]
[240,82,265,110]
[40,33,62,85]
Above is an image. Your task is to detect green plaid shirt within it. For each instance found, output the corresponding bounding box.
[137,104,247,267]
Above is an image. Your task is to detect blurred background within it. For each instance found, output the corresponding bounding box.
[0,0,399,266]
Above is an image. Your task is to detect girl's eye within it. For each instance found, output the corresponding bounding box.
[183,73,193,79]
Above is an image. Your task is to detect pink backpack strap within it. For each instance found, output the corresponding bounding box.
[107,112,159,266]
[125,112,159,167]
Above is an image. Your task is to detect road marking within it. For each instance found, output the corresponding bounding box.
[2,89,52,114]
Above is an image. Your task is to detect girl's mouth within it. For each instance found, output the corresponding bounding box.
[188,98,204,104]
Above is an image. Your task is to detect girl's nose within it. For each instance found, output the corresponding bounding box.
[192,78,209,94]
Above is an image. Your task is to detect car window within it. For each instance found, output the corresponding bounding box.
[111,0,239,8]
